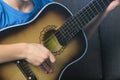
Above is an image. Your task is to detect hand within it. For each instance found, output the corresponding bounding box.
[106,0,120,12]
[22,43,56,73]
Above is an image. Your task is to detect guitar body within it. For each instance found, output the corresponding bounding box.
[0,2,87,80]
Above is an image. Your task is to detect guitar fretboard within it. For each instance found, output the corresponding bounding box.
[55,0,112,46]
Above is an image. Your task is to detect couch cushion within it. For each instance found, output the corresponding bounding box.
[99,7,120,80]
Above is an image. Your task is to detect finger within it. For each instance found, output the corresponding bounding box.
[49,53,56,63]
[40,64,48,73]
[45,60,53,72]
[40,60,53,73]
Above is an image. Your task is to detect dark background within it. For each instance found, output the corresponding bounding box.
[54,0,120,80]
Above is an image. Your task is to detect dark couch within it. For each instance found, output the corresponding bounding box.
[55,0,120,80]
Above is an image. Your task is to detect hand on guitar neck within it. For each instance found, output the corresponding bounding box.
[105,0,120,15]
[84,0,120,39]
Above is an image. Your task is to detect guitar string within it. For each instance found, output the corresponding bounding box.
[42,0,111,45]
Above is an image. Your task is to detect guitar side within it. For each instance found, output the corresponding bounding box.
[0,2,87,80]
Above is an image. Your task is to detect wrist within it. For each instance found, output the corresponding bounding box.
[11,43,28,60]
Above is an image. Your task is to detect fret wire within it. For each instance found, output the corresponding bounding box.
[78,13,89,26]
[59,30,65,38]
[65,20,77,36]
[66,18,79,38]
[84,8,92,21]
[77,13,86,26]
[67,17,81,30]
[92,1,101,16]
[61,20,76,42]
[93,0,101,12]
[88,2,96,18]
[80,9,89,23]
[62,20,75,34]
[74,16,83,29]
[96,0,103,11]
[61,24,68,35]
[92,1,99,14]
[70,17,81,32]
[99,0,106,10]
[63,24,71,38]
[75,15,84,27]
[57,23,70,41]
[69,18,79,31]
[101,0,107,8]
[84,5,93,20]
[59,27,70,42]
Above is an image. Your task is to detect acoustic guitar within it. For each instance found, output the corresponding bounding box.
[0,0,112,80]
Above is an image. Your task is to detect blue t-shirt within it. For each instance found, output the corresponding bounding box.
[0,0,53,29]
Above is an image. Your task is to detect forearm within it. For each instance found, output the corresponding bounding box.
[84,0,120,39]
[0,43,25,63]
[84,11,109,39]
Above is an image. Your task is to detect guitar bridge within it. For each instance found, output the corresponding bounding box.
[15,60,37,80]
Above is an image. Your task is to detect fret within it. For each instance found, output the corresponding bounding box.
[62,23,73,38]
[80,9,90,23]
[90,4,99,15]
[62,20,78,41]
[71,17,81,32]
[68,22,79,36]
[77,13,86,26]
[75,15,84,27]
[96,0,104,11]
[65,19,78,33]
[84,7,93,20]
[88,2,96,18]
[93,0,102,12]
[58,29,67,39]
[92,1,99,14]
[56,25,70,44]
[101,0,107,8]
[98,0,107,11]
[62,23,70,35]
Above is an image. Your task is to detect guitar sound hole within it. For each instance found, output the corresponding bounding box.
[40,25,64,55]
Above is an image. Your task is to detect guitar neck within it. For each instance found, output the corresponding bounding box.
[75,0,112,28]
[55,0,112,46]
